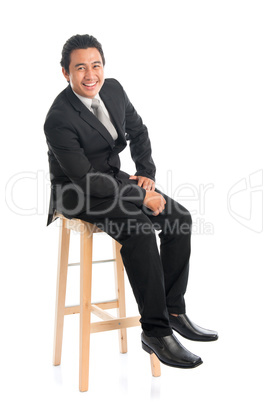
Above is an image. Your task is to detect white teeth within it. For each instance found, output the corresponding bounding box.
[84,82,96,87]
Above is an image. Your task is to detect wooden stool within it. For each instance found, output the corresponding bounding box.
[53,213,161,392]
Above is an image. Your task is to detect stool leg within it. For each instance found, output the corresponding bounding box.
[113,240,128,354]
[79,223,93,392]
[150,354,161,377]
[53,219,70,366]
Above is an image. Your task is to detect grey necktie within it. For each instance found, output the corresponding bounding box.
[91,98,118,140]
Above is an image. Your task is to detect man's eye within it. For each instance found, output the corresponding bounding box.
[93,64,100,69]
[78,66,85,70]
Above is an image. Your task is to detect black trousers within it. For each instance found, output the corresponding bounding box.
[75,190,192,338]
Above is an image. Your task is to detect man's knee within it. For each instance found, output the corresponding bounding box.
[181,207,192,227]
[180,208,192,235]
[165,204,192,236]
[170,201,192,224]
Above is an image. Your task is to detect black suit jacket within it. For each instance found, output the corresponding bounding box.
[44,79,156,225]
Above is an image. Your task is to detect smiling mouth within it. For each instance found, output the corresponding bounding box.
[83,82,97,87]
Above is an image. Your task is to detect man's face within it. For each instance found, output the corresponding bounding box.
[62,47,104,98]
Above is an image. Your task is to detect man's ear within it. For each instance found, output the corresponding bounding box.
[62,67,70,82]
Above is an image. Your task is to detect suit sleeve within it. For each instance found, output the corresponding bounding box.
[44,115,146,204]
[123,87,156,181]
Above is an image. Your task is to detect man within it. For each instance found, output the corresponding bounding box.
[44,34,218,369]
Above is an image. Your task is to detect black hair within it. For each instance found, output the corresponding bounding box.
[60,34,105,73]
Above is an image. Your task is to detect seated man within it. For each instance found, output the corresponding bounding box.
[44,34,218,369]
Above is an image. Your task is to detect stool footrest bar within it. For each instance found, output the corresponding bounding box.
[64,300,120,315]
[91,304,115,320]
[68,259,116,267]
[90,316,141,333]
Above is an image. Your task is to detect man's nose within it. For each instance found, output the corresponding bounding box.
[84,69,95,79]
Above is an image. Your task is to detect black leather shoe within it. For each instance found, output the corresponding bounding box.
[169,314,218,342]
[141,332,203,369]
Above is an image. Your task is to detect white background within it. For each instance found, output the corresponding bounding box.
[1,0,267,401]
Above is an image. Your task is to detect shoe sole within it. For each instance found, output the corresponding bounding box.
[141,341,203,369]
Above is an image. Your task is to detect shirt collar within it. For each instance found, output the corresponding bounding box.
[72,90,101,110]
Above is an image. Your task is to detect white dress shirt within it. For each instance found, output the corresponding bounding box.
[73,90,111,120]
[73,90,118,140]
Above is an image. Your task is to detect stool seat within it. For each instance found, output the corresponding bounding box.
[53,213,161,391]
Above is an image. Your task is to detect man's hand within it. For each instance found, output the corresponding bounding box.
[143,191,166,216]
[129,175,155,191]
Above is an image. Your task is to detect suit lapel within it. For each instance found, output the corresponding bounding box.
[99,86,125,143]
[65,85,115,149]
